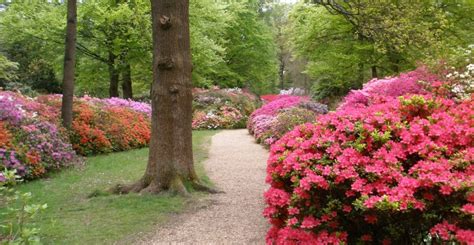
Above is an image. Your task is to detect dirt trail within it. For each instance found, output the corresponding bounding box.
[144,129,269,244]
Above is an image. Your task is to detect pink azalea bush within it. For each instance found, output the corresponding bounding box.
[0,91,78,179]
[338,66,439,110]
[248,96,328,146]
[264,94,473,244]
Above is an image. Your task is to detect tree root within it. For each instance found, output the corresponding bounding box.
[110,178,221,196]
[191,181,224,194]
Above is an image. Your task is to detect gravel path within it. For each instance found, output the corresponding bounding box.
[145,129,269,244]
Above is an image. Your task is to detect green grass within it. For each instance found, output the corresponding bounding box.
[1,130,217,244]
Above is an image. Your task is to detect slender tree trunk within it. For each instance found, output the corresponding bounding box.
[279,52,285,90]
[356,33,364,86]
[121,62,133,99]
[388,50,400,73]
[108,51,120,98]
[114,0,214,195]
[371,65,378,78]
[61,0,77,129]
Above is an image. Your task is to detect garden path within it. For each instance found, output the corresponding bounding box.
[144,129,269,244]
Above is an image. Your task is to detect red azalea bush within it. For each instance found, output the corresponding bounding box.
[264,95,473,244]
[38,96,151,155]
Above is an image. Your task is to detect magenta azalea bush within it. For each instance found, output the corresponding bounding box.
[248,96,328,146]
[338,67,439,110]
[264,94,473,244]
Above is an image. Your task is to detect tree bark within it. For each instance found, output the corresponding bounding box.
[114,0,213,195]
[61,0,77,129]
[108,51,120,98]
[279,52,285,90]
[371,65,378,78]
[121,61,133,99]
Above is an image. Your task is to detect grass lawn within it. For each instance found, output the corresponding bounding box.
[1,130,217,244]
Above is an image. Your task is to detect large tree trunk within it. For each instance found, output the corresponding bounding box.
[61,0,77,129]
[121,62,133,99]
[108,51,120,98]
[115,0,212,195]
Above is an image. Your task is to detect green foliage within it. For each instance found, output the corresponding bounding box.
[286,1,472,103]
[0,1,279,96]
[0,170,47,244]
[0,54,18,83]
[189,0,230,88]
[222,2,279,94]
[285,4,371,101]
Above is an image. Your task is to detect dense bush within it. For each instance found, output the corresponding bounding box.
[192,88,259,130]
[264,94,473,244]
[337,67,439,111]
[247,96,328,146]
[37,95,151,155]
[0,91,77,180]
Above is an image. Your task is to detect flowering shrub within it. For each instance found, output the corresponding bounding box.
[445,63,474,100]
[0,91,77,180]
[37,95,151,155]
[192,88,259,130]
[264,95,473,244]
[248,96,327,147]
[338,67,439,110]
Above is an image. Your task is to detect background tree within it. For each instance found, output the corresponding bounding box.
[61,0,77,128]
[284,1,472,105]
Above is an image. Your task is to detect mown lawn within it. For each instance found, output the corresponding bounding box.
[1,130,217,244]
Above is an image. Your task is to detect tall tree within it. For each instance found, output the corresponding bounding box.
[116,0,211,195]
[61,0,77,128]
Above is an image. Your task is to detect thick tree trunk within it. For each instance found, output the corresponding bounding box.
[108,51,120,98]
[114,0,213,195]
[121,62,133,99]
[61,0,77,129]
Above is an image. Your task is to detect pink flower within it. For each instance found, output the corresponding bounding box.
[460,204,474,214]
[301,216,321,229]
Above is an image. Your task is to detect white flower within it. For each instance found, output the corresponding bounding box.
[466,64,474,71]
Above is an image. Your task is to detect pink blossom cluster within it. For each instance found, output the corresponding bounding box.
[248,96,329,147]
[261,94,291,103]
[264,94,473,244]
[247,96,307,136]
[338,66,439,110]
[81,96,152,117]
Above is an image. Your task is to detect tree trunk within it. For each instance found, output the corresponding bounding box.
[108,51,120,98]
[114,0,213,195]
[371,65,378,78]
[121,62,133,99]
[279,52,285,90]
[388,50,400,74]
[61,0,77,129]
